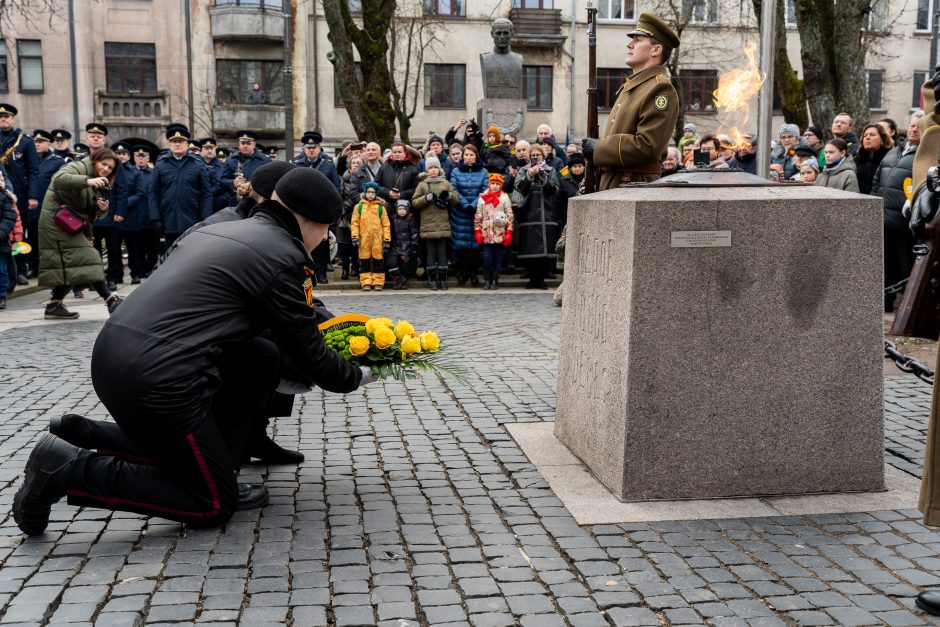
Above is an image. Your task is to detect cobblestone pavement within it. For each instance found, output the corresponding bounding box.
[1,292,940,626]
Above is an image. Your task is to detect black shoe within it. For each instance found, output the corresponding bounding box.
[16,274,28,286]
[131,277,141,285]
[341,269,349,280]
[440,271,448,290]
[0,297,5,309]
[26,270,37,279]
[106,295,123,314]
[44,301,79,320]
[106,280,117,292]
[247,435,305,465]
[237,483,270,510]
[470,274,479,287]
[400,279,409,290]
[13,434,82,535]
[535,279,549,290]
[917,591,940,616]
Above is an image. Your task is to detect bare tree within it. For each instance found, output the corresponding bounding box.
[0,0,63,37]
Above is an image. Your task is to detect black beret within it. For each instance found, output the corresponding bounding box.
[274,168,342,224]
[32,129,52,142]
[0,103,17,116]
[85,122,108,135]
[567,152,585,166]
[51,129,72,141]
[250,160,295,198]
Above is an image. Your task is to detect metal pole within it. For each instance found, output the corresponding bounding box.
[67,0,80,134]
[756,0,776,180]
[283,4,295,158]
[568,0,577,137]
[931,8,939,72]
[185,0,195,131]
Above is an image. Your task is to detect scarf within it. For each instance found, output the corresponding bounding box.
[825,156,845,170]
[424,175,447,184]
[481,189,501,208]
[484,142,501,150]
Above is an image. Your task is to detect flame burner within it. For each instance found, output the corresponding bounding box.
[643,169,786,187]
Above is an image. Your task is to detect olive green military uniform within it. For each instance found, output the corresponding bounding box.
[592,13,680,191]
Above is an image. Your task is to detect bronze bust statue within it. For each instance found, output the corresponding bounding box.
[479,18,523,99]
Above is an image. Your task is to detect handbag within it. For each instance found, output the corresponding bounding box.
[52,189,86,235]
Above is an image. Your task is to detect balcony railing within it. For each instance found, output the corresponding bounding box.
[96,91,169,120]
[508,7,566,47]
[213,104,285,134]
[210,1,286,41]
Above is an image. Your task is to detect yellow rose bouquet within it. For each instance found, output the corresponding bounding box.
[319,314,468,384]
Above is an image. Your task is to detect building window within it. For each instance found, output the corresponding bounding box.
[684,0,718,24]
[214,0,284,7]
[425,0,466,16]
[17,40,42,93]
[523,66,552,110]
[918,0,934,30]
[784,0,797,26]
[867,69,885,110]
[105,43,157,93]
[866,0,886,30]
[424,64,466,108]
[334,64,363,108]
[0,42,8,93]
[513,0,554,7]
[597,68,629,110]
[677,70,718,113]
[216,60,284,105]
[914,70,929,108]
[597,0,635,20]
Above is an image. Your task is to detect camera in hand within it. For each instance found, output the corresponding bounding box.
[693,149,710,167]
[98,184,112,201]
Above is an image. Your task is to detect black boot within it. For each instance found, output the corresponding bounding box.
[492,272,500,290]
[439,269,448,290]
[237,483,270,510]
[428,269,438,290]
[49,414,89,447]
[14,433,83,535]
[917,591,940,616]
[341,267,349,281]
[44,300,79,320]
[246,434,305,465]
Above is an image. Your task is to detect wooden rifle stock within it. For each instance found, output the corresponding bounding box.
[584,1,599,194]
[891,204,940,340]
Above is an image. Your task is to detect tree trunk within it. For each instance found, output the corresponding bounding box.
[832,0,871,126]
[794,0,837,129]
[322,0,398,147]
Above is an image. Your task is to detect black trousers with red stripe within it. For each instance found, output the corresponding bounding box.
[71,337,280,526]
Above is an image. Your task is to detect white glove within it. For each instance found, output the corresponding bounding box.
[426,193,435,203]
[276,379,314,394]
[359,366,378,386]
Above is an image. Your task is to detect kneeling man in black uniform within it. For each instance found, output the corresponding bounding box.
[14,168,374,534]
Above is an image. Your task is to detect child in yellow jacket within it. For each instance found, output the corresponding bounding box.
[351,181,391,290]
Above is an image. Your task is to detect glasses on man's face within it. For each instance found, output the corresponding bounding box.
[502,139,515,145]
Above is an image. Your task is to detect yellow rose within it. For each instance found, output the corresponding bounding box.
[375,317,394,328]
[373,326,396,350]
[364,319,381,335]
[349,336,370,357]
[394,320,415,341]
[401,335,421,356]
[419,331,441,352]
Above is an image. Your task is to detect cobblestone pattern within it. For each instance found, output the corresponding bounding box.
[0,293,937,626]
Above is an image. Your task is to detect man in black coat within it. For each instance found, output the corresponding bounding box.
[27,130,65,277]
[148,124,213,247]
[13,168,376,535]
[293,131,342,283]
[0,104,39,283]
[219,129,271,205]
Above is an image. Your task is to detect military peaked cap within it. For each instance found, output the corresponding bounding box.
[32,129,52,142]
[627,13,680,49]
[0,103,17,116]
[51,129,72,141]
[302,131,323,146]
[85,122,108,135]
[237,130,258,142]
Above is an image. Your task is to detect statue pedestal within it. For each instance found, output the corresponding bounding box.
[554,185,885,501]
[476,99,527,136]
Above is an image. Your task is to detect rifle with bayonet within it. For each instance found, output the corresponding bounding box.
[584,0,599,194]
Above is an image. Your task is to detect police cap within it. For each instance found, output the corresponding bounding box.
[85,122,108,136]
[302,131,323,146]
[0,103,17,117]
[627,13,680,50]
[51,129,72,141]
[166,124,190,141]
[188,139,202,151]
[111,141,131,153]
[236,130,258,142]
[200,137,217,148]
[32,129,52,142]
[217,147,231,158]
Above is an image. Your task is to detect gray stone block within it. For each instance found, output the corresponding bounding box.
[556,186,885,500]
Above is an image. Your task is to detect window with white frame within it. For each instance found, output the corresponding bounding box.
[918,0,934,31]
[914,70,929,108]
[785,0,797,26]
[867,69,885,111]
[684,0,718,24]
[597,0,636,21]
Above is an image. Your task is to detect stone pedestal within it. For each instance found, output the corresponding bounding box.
[555,185,885,501]
[476,99,526,136]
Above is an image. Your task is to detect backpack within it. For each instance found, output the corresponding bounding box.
[357,202,383,217]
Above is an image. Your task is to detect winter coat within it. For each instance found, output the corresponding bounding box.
[219,149,271,202]
[374,159,419,203]
[730,152,757,175]
[392,213,419,259]
[351,198,390,260]
[347,161,382,206]
[0,190,16,255]
[842,131,860,156]
[412,177,456,239]
[38,159,108,287]
[444,123,483,152]
[481,143,512,174]
[449,160,488,250]
[92,163,131,228]
[293,153,342,193]
[0,127,39,213]
[771,145,797,181]
[149,152,213,234]
[204,158,229,212]
[119,162,146,231]
[855,146,889,196]
[30,151,65,222]
[514,164,560,259]
[558,171,584,229]
[474,193,513,245]
[871,144,917,213]
[815,157,859,192]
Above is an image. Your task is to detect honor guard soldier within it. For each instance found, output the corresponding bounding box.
[220,129,270,205]
[148,124,213,247]
[27,130,65,277]
[51,129,75,162]
[13,168,375,535]
[0,104,40,283]
[582,13,680,190]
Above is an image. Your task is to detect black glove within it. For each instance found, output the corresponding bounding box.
[433,196,449,209]
[439,190,450,201]
[582,138,598,159]
[383,241,390,253]
[150,219,164,234]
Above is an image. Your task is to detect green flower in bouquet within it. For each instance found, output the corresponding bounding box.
[320,314,467,384]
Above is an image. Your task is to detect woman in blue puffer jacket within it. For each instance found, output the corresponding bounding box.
[449,144,488,285]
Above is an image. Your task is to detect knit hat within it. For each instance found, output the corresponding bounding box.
[395,199,411,210]
[250,161,296,198]
[683,123,697,133]
[779,123,800,138]
[488,172,504,185]
[361,181,379,193]
[486,125,501,142]
[805,125,824,141]
[425,155,441,172]
[428,134,445,147]
[801,159,820,173]
[274,169,342,224]
[567,152,586,166]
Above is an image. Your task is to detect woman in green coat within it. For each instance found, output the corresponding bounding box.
[39,148,122,319]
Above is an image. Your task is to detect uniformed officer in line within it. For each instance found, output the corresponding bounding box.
[113,141,144,284]
[51,129,75,162]
[0,104,39,283]
[13,168,376,535]
[72,143,89,159]
[293,131,342,284]
[200,137,228,212]
[149,124,212,248]
[216,147,230,163]
[264,145,279,161]
[220,130,270,204]
[28,130,65,277]
[131,145,160,276]
[582,13,680,190]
